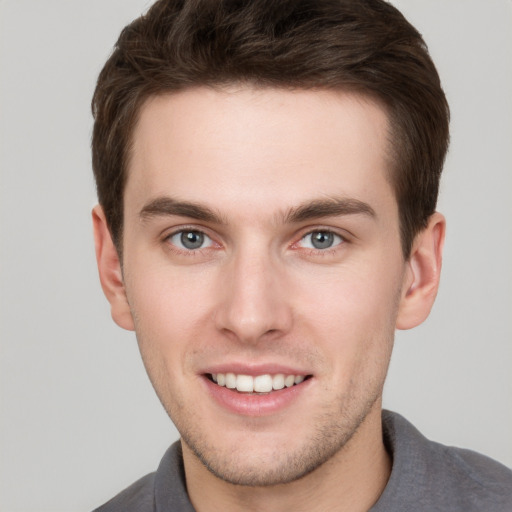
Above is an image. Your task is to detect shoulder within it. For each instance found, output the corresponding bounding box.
[92,472,156,512]
[428,442,512,509]
[375,411,512,512]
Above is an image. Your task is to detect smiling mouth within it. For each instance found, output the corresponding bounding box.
[207,373,311,394]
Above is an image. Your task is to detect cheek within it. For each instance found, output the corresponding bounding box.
[294,261,402,371]
[124,264,217,389]
[300,261,401,327]
[127,261,216,333]
[126,271,207,417]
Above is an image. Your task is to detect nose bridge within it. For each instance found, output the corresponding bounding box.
[215,242,291,343]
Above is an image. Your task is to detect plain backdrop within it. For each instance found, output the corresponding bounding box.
[1,1,511,510]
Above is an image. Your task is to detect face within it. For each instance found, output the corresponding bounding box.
[118,87,410,486]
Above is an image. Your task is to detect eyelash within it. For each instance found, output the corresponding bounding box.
[291,228,347,257]
[162,227,348,256]
[298,230,344,248]
[163,227,218,256]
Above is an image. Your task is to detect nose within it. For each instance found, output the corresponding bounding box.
[214,248,293,344]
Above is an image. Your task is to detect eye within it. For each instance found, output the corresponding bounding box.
[168,230,214,250]
[299,230,344,250]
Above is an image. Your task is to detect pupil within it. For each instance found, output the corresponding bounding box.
[181,231,204,249]
[312,232,333,249]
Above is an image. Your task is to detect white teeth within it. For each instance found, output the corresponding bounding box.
[284,375,295,388]
[225,372,236,389]
[272,374,285,390]
[211,372,307,392]
[254,374,273,392]
[236,375,254,392]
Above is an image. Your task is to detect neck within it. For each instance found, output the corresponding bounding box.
[183,405,391,512]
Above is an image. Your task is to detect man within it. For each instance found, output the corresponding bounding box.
[91,0,512,510]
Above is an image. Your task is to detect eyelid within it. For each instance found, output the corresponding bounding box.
[292,225,349,244]
[299,229,344,248]
[161,224,350,253]
[163,225,220,251]
[171,231,213,249]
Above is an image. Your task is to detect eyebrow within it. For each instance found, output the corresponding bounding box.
[139,197,225,224]
[139,195,376,225]
[284,197,376,223]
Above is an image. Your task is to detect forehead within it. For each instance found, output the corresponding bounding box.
[126,86,395,222]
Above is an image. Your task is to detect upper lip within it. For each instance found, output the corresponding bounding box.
[201,362,311,377]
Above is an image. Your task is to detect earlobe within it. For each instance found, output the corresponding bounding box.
[92,205,135,331]
[396,212,446,330]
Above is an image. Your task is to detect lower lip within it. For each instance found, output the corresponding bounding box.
[203,376,312,416]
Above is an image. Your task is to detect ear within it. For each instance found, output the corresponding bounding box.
[396,212,446,330]
[92,205,135,331]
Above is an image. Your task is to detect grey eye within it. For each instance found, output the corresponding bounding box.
[300,231,343,250]
[181,231,204,249]
[169,230,212,250]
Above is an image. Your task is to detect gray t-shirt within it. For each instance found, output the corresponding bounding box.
[94,411,512,511]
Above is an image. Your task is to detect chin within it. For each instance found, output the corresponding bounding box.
[180,398,377,487]
[184,437,339,487]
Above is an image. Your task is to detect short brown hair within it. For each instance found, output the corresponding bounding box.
[92,0,449,258]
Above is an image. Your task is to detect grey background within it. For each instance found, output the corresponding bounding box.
[0,1,511,510]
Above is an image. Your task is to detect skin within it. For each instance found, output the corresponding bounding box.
[93,86,445,512]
